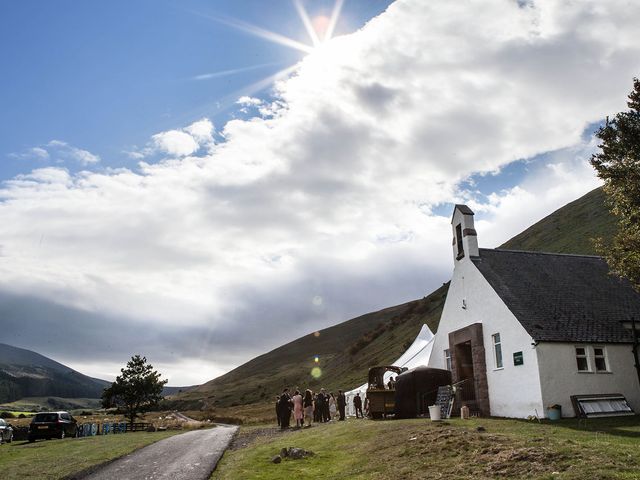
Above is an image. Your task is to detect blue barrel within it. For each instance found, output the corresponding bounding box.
[547,406,562,420]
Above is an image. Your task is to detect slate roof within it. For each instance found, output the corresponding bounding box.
[472,248,640,343]
[452,204,475,221]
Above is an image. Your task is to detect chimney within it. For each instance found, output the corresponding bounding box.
[451,204,479,262]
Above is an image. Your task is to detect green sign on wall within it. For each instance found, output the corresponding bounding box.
[513,351,524,366]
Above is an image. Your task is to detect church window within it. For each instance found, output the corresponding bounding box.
[575,346,590,371]
[492,333,503,369]
[593,346,609,372]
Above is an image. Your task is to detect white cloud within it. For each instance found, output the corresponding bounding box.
[9,146,50,161]
[46,140,101,165]
[29,147,50,160]
[1,0,639,383]
[151,130,200,157]
[138,119,216,159]
[70,148,100,165]
[10,141,100,165]
[124,150,148,160]
[237,96,263,107]
[184,118,215,145]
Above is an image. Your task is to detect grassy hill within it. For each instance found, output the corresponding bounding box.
[174,283,448,410]
[172,187,616,413]
[499,187,616,254]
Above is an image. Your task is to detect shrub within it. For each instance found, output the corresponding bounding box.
[0,411,15,419]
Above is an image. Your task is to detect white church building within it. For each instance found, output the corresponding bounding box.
[427,204,640,418]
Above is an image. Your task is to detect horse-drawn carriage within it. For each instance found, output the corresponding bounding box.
[366,365,405,419]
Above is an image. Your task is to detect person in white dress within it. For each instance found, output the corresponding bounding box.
[329,392,337,420]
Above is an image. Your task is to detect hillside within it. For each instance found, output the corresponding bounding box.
[0,343,109,403]
[499,187,616,254]
[174,283,448,409]
[173,187,615,411]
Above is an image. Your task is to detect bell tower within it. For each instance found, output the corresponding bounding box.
[451,204,479,261]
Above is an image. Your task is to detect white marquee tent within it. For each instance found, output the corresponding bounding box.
[344,324,435,416]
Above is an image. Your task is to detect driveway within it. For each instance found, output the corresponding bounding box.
[84,424,237,480]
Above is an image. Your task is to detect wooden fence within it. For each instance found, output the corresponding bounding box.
[76,422,152,437]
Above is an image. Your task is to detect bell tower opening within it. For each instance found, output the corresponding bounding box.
[455,223,464,259]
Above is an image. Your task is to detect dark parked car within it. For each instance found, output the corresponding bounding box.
[28,411,77,442]
[0,418,13,444]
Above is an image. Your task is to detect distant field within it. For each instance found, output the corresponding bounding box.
[0,396,101,412]
[0,411,35,418]
[0,430,180,479]
[213,416,640,479]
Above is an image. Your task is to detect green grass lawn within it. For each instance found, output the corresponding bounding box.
[0,430,181,479]
[213,416,640,480]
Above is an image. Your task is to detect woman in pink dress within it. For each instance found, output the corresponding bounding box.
[292,390,304,428]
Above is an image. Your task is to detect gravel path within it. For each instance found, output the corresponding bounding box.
[84,425,238,480]
[172,412,200,424]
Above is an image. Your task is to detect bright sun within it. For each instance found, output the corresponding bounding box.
[293,0,344,48]
[312,15,332,42]
[191,0,345,107]
[205,0,344,54]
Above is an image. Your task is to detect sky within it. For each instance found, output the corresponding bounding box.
[1,0,639,386]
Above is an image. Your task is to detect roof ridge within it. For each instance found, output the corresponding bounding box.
[480,247,603,259]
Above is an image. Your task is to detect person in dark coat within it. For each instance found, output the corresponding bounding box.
[278,388,293,429]
[303,389,314,427]
[313,393,321,422]
[320,388,330,422]
[315,390,326,423]
[354,392,363,418]
[337,390,346,421]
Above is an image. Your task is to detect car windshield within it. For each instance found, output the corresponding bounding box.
[33,413,59,422]
[0,419,6,426]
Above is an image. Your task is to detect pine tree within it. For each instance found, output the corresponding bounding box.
[102,355,167,425]
[591,77,640,292]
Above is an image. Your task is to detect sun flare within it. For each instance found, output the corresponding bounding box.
[190,0,345,111]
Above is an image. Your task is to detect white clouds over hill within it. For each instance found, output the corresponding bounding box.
[1,0,639,384]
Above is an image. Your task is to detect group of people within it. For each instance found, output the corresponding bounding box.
[276,387,351,429]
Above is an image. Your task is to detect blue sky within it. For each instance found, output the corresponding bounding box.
[1,0,392,180]
[1,0,639,385]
